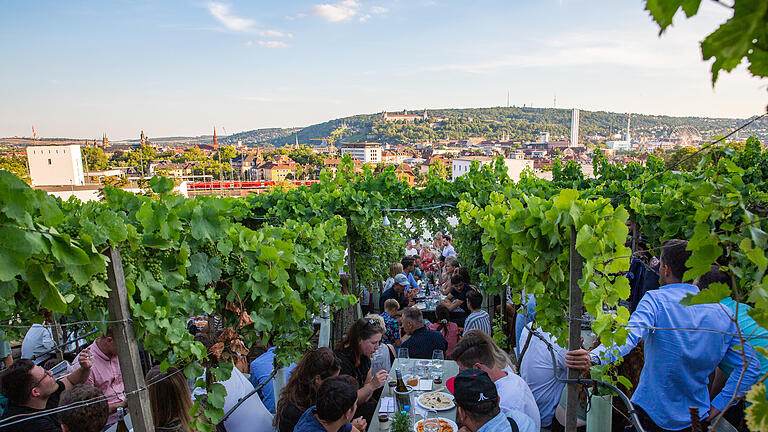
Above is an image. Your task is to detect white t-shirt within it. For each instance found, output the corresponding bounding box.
[442,245,457,258]
[496,366,541,430]
[519,326,568,427]
[405,248,419,257]
[21,324,55,364]
[193,367,274,432]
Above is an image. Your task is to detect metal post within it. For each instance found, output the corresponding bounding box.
[319,304,331,348]
[105,247,154,432]
[566,226,584,432]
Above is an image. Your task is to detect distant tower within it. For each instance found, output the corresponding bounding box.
[626,115,632,143]
[570,108,580,148]
[140,130,146,146]
[102,133,108,147]
[213,127,218,148]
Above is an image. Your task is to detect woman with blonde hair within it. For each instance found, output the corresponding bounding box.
[384,262,404,292]
[146,366,193,432]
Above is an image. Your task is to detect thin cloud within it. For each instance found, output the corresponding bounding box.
[310,0,360,22]
[245,40,253,46]
[258,40,289,48]
[285,12,307,20]
[371,6,388,14]
[206,2,254,31]
[359,14,372,22]
[259,30,293,38]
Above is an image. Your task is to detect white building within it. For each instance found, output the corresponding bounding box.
[340,142,382,164]
[570,109,580,147]
[452,156,534,182]
[26,144,85,186]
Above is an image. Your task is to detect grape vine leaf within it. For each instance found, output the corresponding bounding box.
[680,282,730,306]
[645,0,702,34]
[188,253,222,286]
[746,382,768,431]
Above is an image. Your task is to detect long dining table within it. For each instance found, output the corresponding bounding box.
[368,358,460,432]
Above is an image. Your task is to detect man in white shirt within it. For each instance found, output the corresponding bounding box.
[405,240,419,257]
[452,330,540,430]
[518,324,568,429]
[442,235,457,259]
[21,323,56,365]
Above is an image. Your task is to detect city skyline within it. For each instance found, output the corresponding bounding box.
[1,0,766,140]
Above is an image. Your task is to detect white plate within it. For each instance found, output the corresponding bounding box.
[414,417,458,432]
[416,391,455,411]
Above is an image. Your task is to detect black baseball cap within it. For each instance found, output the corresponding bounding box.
[447,369,498,412]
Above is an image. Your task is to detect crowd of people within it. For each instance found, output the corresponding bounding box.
[1,233,765,432]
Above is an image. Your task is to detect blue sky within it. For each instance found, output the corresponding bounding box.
[0,0,765,140]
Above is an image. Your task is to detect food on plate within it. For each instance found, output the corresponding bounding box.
[407,378,419,386]
[418,392,454,410]
[416,419,454,432]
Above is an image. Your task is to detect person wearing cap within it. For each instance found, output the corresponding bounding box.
[452,331,540,430]
[448,369,536,432]
[378,273,415,313]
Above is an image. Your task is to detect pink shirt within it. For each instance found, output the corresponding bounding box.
[76,341,125,424]
[428,322,460,359]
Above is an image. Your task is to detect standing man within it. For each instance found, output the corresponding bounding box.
[0,349,93,432]
[75,329,126,427]
[565,239,761,431]
[400,307,447,359]
[448,369,536,432]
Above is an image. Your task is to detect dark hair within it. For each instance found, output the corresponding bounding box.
[316,376,358,423]
[660,239,692,281]
[451,336,494,369]
[0,359,35,405]
[698,265,733,291]
[435,305,451,336]
[275,347,341,429]
[462,405,500,425]
[146,367,193,431]
[59,385,109,432]
[457,267,471,284]
[466,290,483,310]
[450,274,464,286]
[401,256,415,268]
[444,235,453,243]
[335,318,384,367]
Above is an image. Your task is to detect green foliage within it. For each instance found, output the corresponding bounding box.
[644,0,768,84]
[0,154,29,181]
[81,146,109,171]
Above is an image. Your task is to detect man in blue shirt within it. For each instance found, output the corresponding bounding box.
[400,256,419,291]
[400,307,447,359]
[566,239,761,431]
[249,344,297,413]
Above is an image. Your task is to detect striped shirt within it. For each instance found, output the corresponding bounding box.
[463,310,491,336]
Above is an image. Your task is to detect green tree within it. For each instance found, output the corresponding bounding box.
[174,147,208,162]
[0,154,29,181]
[428,159,449,180]
[81,147,109,171]
[216,146,238,161]
[665,146,703,171]
[644,0,768,84]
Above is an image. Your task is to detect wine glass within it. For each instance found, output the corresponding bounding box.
[422,410,440,432]
[431,350,444,380]
[398,348,410,373]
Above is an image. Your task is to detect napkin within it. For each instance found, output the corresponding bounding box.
[379,397,395,413]
[417,379,433,391]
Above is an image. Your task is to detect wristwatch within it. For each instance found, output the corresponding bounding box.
[589,353,601,366]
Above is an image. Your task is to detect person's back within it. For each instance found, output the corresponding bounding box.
[518,326,567,428]
[249,346,297,414]
[21,324,55,365]
[193,367,273,432]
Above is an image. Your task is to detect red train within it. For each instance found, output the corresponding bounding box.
[187,180,319,190]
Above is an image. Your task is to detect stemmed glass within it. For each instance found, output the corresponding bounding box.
[431,350,444,381]
[422,410,440,432]
[398,348,410,374]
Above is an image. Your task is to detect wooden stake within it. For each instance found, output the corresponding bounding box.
[105,247,154,432]
[566,226,584,432]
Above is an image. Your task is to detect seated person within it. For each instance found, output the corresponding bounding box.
[379,274,415,313]
[449,369,536,432]
[452,329,541,430]
[380,299,402,346]
[249,336,297,414]
[428,305,460,359]
[275,348,341,432]
[21,322,56,365]
[442,273,471,326]
[518,324,568,429]
[400,307,448,359]
[59,385,109,432]
[463,289,491,336]
[0,349,93,432]
[146,366,195,431]
[440,256,460,295]
[294,376,367,432]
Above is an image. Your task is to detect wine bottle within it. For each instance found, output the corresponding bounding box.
[394,368,410,415]
[116,407,129,432]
